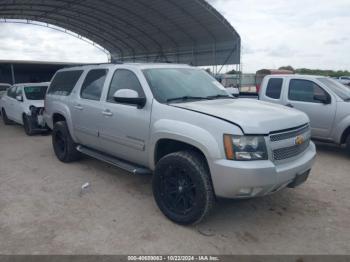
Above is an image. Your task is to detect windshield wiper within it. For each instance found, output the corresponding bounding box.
[166,96,209,103]
[206,94,234,100]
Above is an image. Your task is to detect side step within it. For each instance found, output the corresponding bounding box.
[76,145,152,175]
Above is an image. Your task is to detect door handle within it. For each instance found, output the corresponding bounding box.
[102,110,113,117]
[286,103,294,108]
[74,104,83,110]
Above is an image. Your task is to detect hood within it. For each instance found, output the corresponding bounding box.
[174,99,309,134]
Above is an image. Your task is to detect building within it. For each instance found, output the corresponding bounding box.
[0,60,82,84]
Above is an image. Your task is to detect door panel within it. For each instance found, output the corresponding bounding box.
[286,79,336,138]
[4,86,17,121]
[99,69,151,166]
[13,87,24,123]
[99,103,150,165]
[71,69,108,150]
[72,99,103,149]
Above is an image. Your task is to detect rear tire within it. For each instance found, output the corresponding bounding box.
[23,115,35,136]
[346,135,350,156]
[52,121,81,163]
[1,108,12,125]
[153,151,215,225]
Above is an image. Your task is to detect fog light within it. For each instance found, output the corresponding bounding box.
[237,187,264,197]
[238,187,253,196]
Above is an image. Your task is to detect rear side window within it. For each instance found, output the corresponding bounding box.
[266,78,283,99]
[48,70,83,96]
[81,69,108,101]
[107,69,144,103]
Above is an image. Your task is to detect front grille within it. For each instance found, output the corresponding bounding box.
[273,139,310,161]
[270,124,310,142]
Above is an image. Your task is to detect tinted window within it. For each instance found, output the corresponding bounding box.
[7,86,17,98]
[24,86,48,100]
[289,79,327,103]
[107,69,144,103]
[266,78,283,99]
[81,69,108,101]
[48,70,83,96]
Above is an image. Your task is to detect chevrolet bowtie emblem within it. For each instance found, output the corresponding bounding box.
[295,135,305,145]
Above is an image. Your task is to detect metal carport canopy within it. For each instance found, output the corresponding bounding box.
[0,0,241,66]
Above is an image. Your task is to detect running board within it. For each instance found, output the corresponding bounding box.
[76,145,152,175]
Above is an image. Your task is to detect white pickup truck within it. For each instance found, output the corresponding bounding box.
[259,74,350,154]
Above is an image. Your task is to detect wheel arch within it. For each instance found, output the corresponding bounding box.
[341,126,350,144]
[154,139,209,168]
[51,110,77,142]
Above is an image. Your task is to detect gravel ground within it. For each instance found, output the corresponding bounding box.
[0,121,349,255]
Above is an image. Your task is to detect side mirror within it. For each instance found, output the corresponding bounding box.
[113,89,146,108]
[16,95,23,102]
[314,94,331,104]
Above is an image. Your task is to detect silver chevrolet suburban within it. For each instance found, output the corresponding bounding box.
[44,63,316,225]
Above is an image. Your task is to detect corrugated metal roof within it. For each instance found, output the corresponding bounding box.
[0,0,241,66]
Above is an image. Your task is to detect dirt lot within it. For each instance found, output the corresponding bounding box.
[0,120,349,255]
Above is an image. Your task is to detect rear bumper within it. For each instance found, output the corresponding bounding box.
[210,142,316,198]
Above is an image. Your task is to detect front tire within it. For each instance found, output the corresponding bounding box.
[1,108,12,125]
[52,121,81,163]
[23,115,35,136]
[346,135,350,156]
[153,151,215,225]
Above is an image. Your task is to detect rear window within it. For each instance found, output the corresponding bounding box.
[48,70,83,96]
[266,78,283,99]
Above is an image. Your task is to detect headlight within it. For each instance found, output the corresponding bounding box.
[223,135,268,161]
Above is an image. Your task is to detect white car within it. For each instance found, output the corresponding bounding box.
[1,82,50,135]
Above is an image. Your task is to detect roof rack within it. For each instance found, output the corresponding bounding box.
[63,62,123,69]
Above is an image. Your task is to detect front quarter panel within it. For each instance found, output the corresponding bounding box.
[332,102,350,143]
[149,101,243,170]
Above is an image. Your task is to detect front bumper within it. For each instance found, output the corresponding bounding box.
[210,142,316,199]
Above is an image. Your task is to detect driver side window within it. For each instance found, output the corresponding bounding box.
[288,79,328,103]
[107,69,145,103]
[16,87,23,97]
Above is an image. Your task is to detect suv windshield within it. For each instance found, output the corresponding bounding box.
[24,86,48,100]
[143,68,230,103]
[318,78,350,101]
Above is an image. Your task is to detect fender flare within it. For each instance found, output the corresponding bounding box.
[149,119,222,170]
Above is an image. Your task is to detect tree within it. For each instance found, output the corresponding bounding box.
[278,66,295,72]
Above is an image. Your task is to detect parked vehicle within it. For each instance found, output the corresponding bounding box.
[259,75,350,154]
[44,63,316,225]
[220,74,240,96]
[1,82,50,135]
[336,76,350,86]
[0,83,11,97]
[256,69,293,93]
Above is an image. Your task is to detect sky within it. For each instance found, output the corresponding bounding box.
[0,0,349,73]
